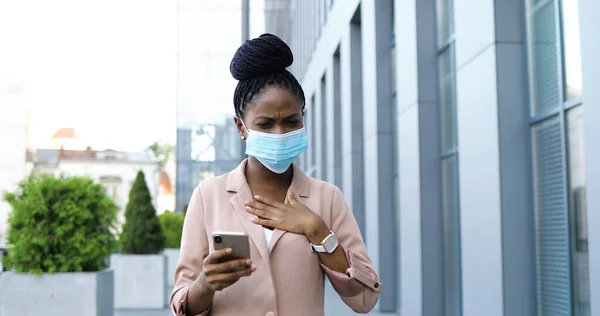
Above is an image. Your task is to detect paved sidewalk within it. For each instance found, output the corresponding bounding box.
[116,281,397,316]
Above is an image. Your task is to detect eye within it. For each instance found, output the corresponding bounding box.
[256,122,271,128]
[286,120,300,125]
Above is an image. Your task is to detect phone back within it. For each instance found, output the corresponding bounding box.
[212,231,251,262]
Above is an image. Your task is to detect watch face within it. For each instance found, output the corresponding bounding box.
[323,235,338,253]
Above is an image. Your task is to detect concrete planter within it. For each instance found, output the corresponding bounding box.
[111,253,166,309]
[164,248,180,304]
[0,268,114,316]
[164,248,180,286]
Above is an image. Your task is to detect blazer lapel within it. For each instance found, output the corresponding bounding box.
[227,160,271,271]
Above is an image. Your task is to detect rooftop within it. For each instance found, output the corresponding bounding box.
[30,148,159,165]
[52,128,76,139]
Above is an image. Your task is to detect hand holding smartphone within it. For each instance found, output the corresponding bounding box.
[212,232,251,271]
[200,231,255,292]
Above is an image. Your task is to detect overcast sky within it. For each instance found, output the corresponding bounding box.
[0,0,264,152]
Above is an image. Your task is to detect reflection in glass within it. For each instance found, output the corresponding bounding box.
[442,156,461,316]
[527,0,561,116]
[191,125,216,162]
[439,48,456,152]
[567,106,589,316]
[561,0,583,100]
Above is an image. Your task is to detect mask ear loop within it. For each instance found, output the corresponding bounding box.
[239,117,250,139]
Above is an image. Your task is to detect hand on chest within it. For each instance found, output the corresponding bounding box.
[209,189,327,262]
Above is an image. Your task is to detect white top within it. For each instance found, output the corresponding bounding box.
[263,227,274,249]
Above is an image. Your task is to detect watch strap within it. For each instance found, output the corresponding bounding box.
[310,243,326,253]
[310,231,337,253]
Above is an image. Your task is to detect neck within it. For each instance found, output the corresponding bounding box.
[245,157,293,186]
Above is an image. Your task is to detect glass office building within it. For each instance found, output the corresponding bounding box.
[176,0,244,210]
[264,0,600,315]
[176,0,265,211]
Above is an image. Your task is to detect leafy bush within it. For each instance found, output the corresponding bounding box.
[158,211,184,248]
[2,174,118,275]
[182,203,188,218]
[119,171,165,254]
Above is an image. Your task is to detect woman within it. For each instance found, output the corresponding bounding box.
[171,33,380,316]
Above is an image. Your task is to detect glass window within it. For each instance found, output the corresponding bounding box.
[320,76,327,180]
[561,0,583,101]
[531,116,572,316]
[527,0,561,116]
[437,0,460,314]
[442,155,461,316]
[566,105,589,316]
[191,125,216,162]
[310,95,317,170]
[439,48,456,152]
[391,42,396,95]
[391,0,396,94]
[526,1,587,314]
[437,0,450,45]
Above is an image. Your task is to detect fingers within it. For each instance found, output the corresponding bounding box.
[251,218,277,228]
[205,258,252,274]
[244,204,273,219]
[253,195,284,208]
[245,199,278,212]
[207,266,257,291]
[204,248,233,264]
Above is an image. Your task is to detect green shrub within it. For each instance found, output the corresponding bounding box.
[119,171,165,254]
[182,203,188,218]
[2,173,118,275]
[158,211,184,248]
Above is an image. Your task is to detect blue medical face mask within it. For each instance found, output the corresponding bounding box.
[241,120,309,174]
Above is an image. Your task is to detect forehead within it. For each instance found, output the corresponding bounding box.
[245,86,302,117]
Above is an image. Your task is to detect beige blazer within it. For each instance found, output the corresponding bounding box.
[171,159,381,316]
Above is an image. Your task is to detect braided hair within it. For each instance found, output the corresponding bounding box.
[230,33,306,119]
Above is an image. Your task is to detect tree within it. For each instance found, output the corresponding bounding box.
[2,174,118,275]
[147,141,174,166]
[119,171,165,254]
[158,211,184,248]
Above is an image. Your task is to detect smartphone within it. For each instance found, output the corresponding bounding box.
[212,231,251,270]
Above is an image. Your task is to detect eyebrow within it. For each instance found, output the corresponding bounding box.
[254,113,301,121]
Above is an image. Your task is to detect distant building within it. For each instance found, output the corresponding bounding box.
[28,147,169,230]
[48,127,88,151]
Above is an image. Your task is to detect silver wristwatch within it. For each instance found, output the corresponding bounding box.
[310,231,339,253]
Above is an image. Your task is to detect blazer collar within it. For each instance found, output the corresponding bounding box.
[226,159,310,198]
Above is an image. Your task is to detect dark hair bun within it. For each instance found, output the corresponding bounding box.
[230,33,294,81]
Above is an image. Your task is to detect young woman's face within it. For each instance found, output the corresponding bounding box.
[236,86,304,137]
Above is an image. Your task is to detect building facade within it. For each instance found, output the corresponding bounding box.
[265,0,600,315]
